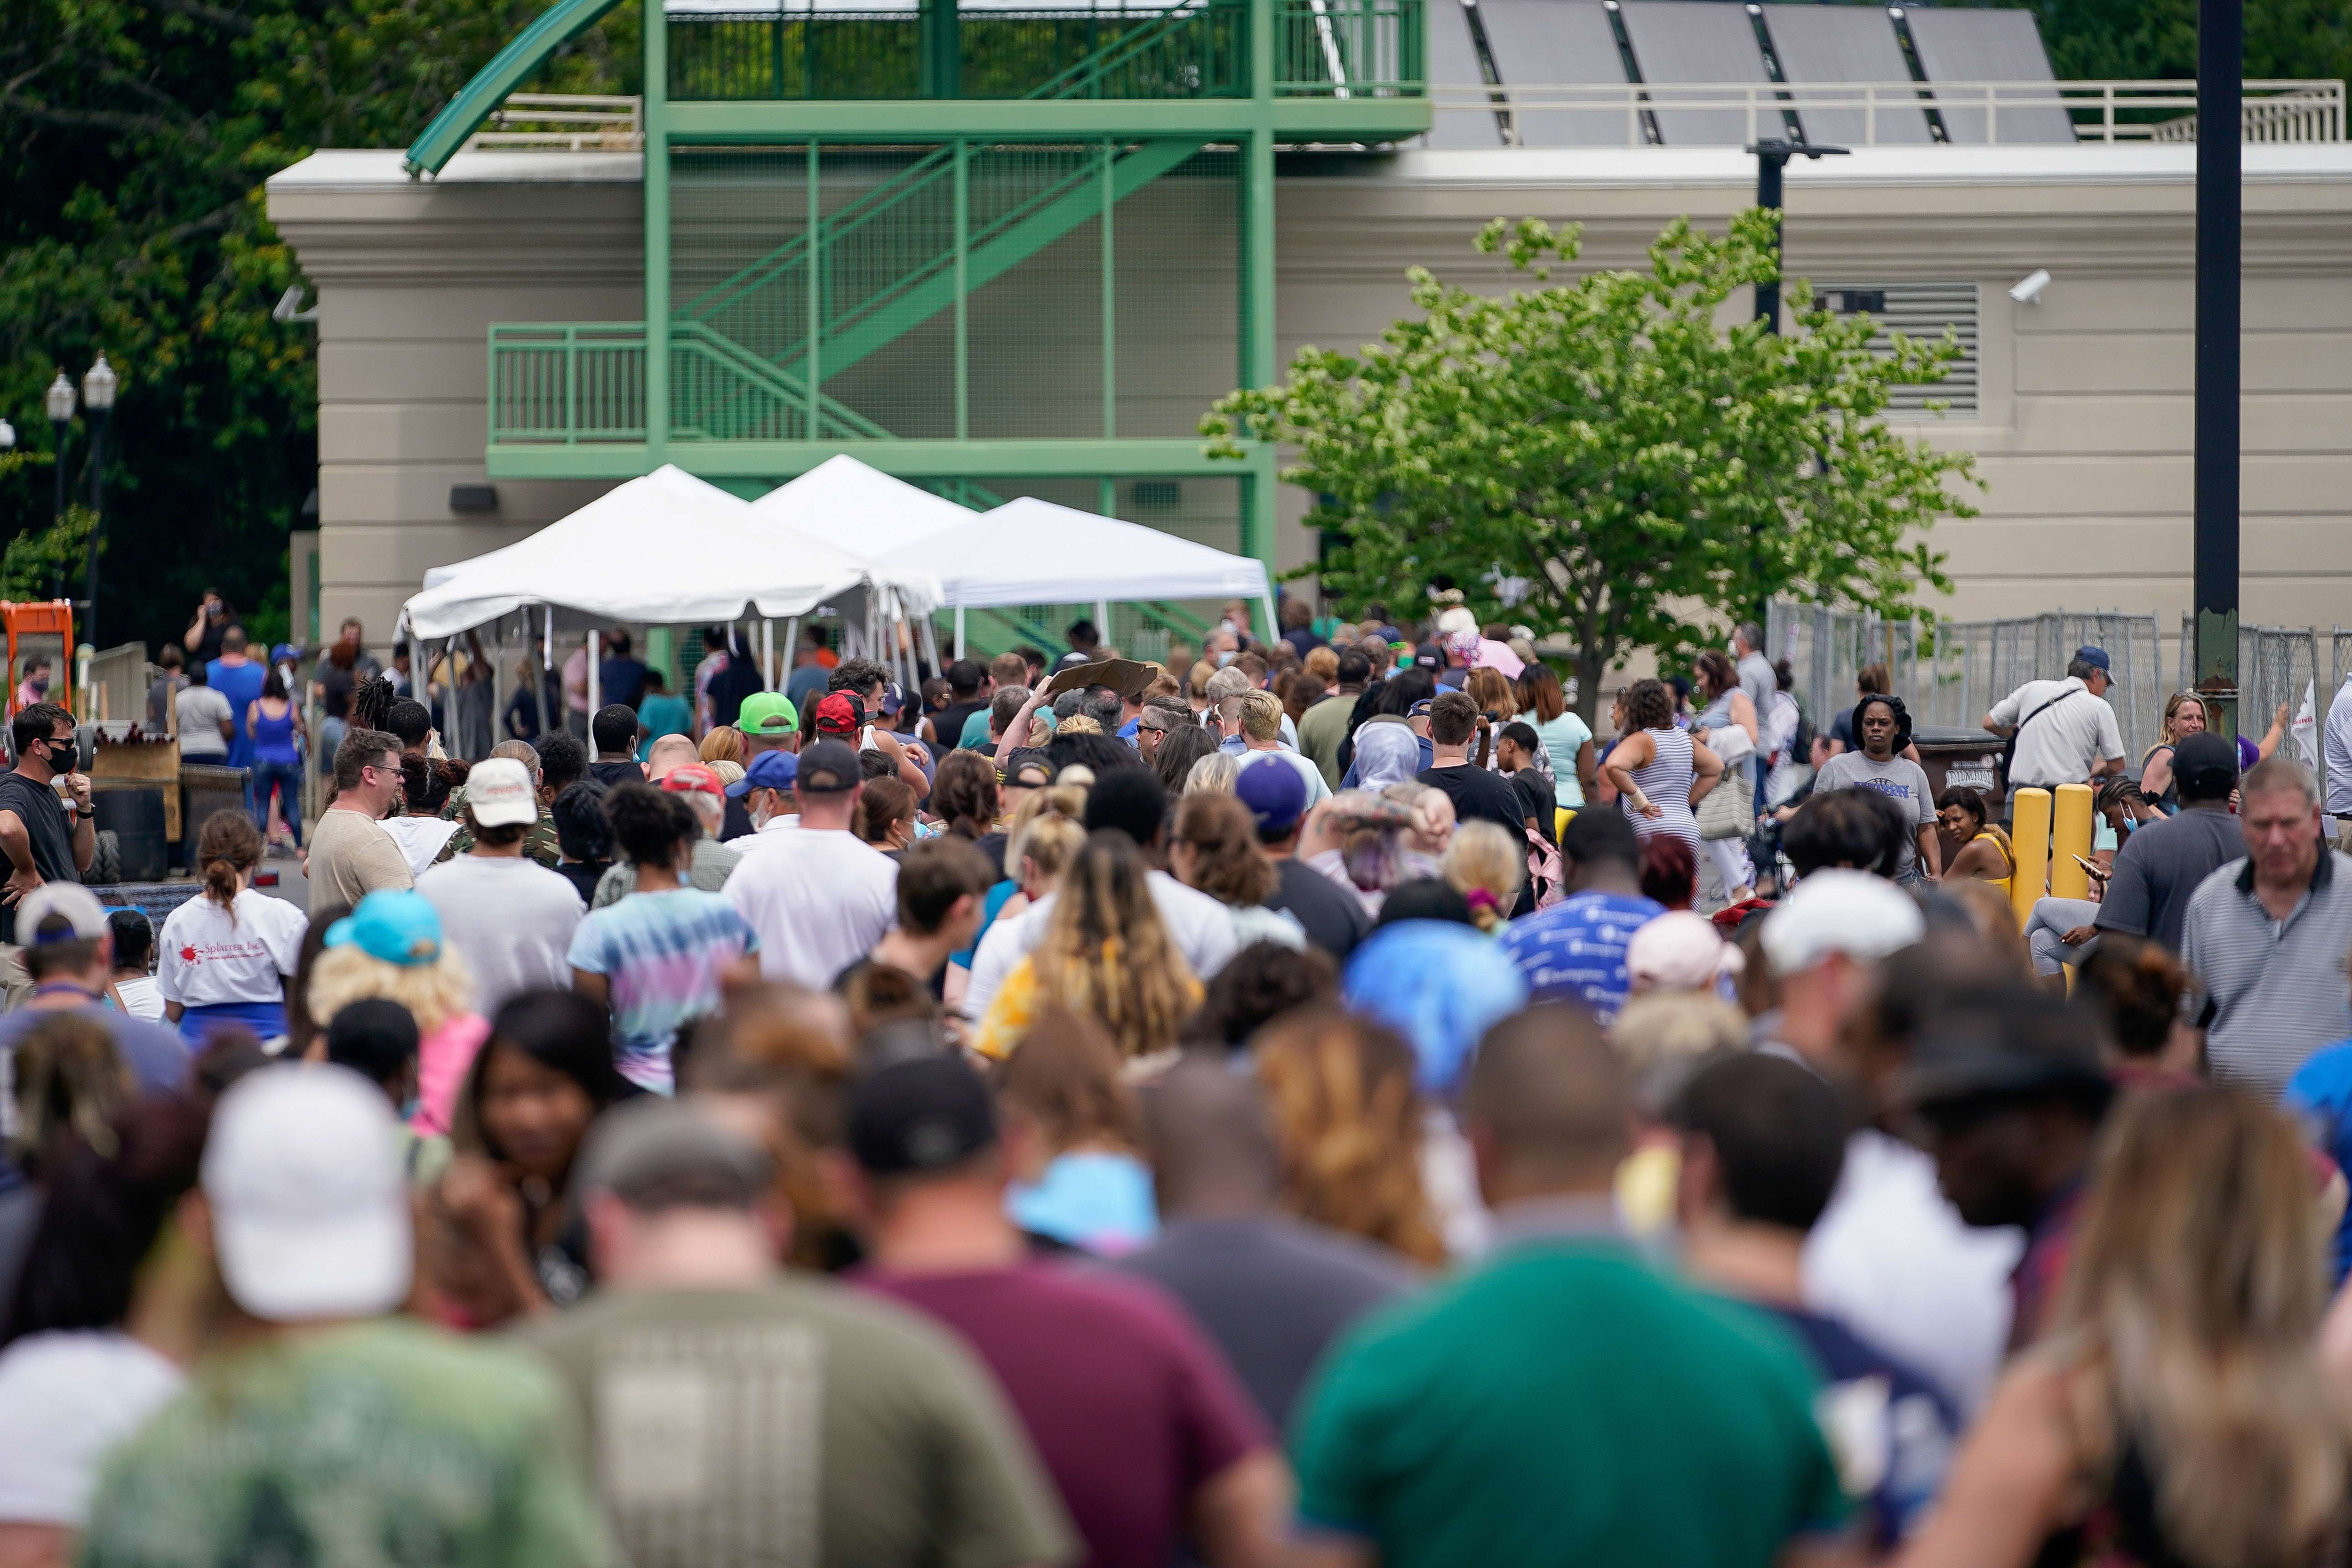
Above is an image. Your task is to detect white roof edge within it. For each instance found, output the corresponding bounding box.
[267,148,644,192]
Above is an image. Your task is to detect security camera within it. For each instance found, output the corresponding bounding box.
[2009,269,2051,306]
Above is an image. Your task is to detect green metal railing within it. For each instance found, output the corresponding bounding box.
[487,324,648,444]
[1274,0,1422,97]
[669,4,1248,101]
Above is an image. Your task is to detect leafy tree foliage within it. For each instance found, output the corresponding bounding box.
[0,0,633,653]
[1205,212,1981,718]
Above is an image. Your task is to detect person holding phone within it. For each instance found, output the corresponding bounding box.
[0,703,96,1000]
[183,587,235,665]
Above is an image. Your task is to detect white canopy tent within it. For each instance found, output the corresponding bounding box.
[748,453,977,556]
[405,465,880,636]
[879,494,1275,657]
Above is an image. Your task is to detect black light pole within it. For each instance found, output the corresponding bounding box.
[44,374,73,605]
[1748,138,1849,332]
[80,355,117,653]
[2194,0,2242,741]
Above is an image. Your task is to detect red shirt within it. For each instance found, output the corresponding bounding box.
[857,1260,1269,1568]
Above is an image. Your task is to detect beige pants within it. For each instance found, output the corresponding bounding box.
[0,945,33,1010]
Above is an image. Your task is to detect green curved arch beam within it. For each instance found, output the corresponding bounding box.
[403,0,632,176]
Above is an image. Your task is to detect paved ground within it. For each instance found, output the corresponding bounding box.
[256,843,310,914]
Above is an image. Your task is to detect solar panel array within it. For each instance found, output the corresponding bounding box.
[1427,0,2073,149]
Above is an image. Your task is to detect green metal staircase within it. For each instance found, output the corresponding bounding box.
[680,137,1202,425]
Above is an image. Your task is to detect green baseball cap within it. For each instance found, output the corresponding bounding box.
[737,692,798,735]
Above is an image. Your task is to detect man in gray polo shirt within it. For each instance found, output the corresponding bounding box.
[2180,754,2352,1095]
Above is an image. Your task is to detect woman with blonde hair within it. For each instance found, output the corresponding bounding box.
[1895,1086,2352,1568]
[1441,819,1525,933]
[698,725,747,767]
[1170,791,1306,950]
[975,830,1200,1064]
[1252,1006,1444,1266]
[156,810,306,1044]
[1184,751,1238,796]
[307,888,486,1136]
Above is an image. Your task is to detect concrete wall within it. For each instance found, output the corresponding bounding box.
[269,140,2352,648]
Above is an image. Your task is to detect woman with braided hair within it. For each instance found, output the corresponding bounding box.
[1810,691,1940,883]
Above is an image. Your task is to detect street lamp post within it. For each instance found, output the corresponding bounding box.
[2194,0,2243,741]
[1747,139,1850,333]
[80,355,117,652]
[44,374,74,604]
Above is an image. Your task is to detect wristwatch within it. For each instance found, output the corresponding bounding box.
[74,805,96,819]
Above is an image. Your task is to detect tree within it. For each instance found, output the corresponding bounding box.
[1203,211,1982,719]
[0,0,633,654]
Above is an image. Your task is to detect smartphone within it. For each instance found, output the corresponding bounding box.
[2073,854,2108,879]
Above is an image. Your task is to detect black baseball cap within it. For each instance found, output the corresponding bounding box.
[794,738,861,794]
[848,1054,998,1175]
[2173,731,2238,800]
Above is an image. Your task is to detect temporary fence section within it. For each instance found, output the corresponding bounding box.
[1767,603,2166,763]
[2177,620,2343,743]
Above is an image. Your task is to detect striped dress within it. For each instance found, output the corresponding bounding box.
[1622,725,1702,855]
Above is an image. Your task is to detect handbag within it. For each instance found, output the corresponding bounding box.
[1697,764,1754,841]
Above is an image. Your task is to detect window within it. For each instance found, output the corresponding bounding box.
[1815,280,1979,417]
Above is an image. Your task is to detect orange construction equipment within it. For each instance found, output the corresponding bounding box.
[0,602,74,719]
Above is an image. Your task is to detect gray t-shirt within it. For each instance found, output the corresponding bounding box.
[2094,806,2245,955]
[415,853,586,1018]
[1813,750,1937,879]
[174,685,232,757]
[1737,650,1778,724]
[517,1278,1075,1568]
[1114,1214,1417,1429]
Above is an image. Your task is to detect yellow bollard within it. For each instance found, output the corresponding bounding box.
[2009,787,2052,926]
[2048,783,2095,902]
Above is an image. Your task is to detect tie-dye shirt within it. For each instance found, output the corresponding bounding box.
[565,888,758,1091]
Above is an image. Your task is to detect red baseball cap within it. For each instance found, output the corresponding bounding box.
[660,763,724,797]
[812,691,864,736]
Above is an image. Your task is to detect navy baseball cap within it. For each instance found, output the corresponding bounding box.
[2074,645,2112,673]
[725,748,798,798]
[1233,753,1308,835]
[849,1054,998,1175]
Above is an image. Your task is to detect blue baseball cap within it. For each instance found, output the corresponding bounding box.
[323,889,443,967]
[1233,753,1308,835]
[2073,644,2111,673]
[725,748,798,798]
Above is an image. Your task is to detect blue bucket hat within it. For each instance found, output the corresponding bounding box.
[323,889,443,967]
[725,747,799,799]
[1343,920,1529,1096]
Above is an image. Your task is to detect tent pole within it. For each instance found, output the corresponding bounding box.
[778,618,796,693]
[491,616,506,748]
[918,616,941,686]
[1096,598,1110,652]
[586,630,600,737]
[954,605,966,661]
[761,619,774,691]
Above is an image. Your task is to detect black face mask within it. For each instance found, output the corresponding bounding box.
[38,739,74,774]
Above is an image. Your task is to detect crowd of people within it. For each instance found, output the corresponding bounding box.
[9,595,2352,1568]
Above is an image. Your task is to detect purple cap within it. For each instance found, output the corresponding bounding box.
[1233,753,1309,835]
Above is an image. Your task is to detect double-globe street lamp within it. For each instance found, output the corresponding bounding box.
[41,356,120,645]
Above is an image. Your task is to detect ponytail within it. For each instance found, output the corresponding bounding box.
[193,810,263,926]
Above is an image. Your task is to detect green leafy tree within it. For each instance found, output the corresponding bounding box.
[0,0,633,654]
[1204,211,1981,719]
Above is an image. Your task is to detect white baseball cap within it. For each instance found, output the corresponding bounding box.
[463,756,537,829]
[1760,869,1925,979]
[201,1064,412,1322]
[17,881,109,944]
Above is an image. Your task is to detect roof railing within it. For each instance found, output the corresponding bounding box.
[465,93,644,152]
[1423,78,2345,146]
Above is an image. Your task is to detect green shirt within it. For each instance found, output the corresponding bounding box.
[82,1317,616,1568]
[1291,1236,1848,1568]
[1295,691,1358,791]
[516,1277,1078,1568]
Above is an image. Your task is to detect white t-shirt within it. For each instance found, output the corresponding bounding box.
[379,814,462,879]
[156,888,306,1008]
[174,685,232,757]
[415,853,586,1017]
[724,827,899,988]
[1988,676,2126,789]
[0,1330,183,1525]
[1802,1128,2023,1416]
[965,869,1240,1022]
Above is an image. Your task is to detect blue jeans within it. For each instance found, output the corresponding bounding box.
[251,759,303,845]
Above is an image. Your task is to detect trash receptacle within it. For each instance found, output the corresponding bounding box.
[180,764,250,857]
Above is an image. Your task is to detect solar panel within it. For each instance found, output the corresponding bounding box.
[1615,1,1772,145]
[1425,0,1506,147]
[1475,0,1631,146]
[1759,4,1931,145]
[1902,7,2076,144]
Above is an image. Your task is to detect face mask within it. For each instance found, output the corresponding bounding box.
[41,740,74,773]
[1215,651,1236,668]
[27,676,48,695]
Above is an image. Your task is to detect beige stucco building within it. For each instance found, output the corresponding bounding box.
[269,138,2352,644]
